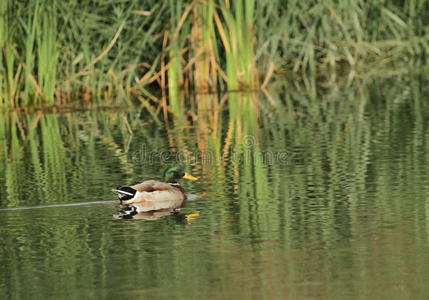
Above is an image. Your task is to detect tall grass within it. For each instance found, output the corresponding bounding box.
[164,0,259,109]
[1,0,429,109]
[0,0,170,107]
[255,0,429,74]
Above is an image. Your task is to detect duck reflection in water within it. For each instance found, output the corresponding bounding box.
[111,166,199,221]
[114,203,200,222]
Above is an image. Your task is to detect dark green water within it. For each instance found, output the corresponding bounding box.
[2,73,429,299]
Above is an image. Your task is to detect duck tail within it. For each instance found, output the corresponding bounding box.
[111,186,137,201]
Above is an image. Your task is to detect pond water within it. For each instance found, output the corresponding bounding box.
[2,72,429,299]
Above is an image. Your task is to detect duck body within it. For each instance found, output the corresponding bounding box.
[111,166,197,212]
[113,180,186,210]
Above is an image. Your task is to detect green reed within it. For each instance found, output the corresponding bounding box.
[256,0,429,74]
[0,0,6,104]
[0,0,169,107]
[164,0,259,109]
[37,2,58,104]
[217,0,257,90]
[1,0,429,109]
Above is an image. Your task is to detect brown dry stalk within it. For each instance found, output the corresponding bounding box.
[161,30,169,122]
[171,0,197,42]
[261,62,274,89]
[63,22,125,85]
[29,73,45,101]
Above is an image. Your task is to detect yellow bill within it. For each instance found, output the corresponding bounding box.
[183,172,198,181]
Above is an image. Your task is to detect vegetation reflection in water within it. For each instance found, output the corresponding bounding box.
[2,72,429,298]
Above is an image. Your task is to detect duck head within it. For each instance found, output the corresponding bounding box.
[163,166,198,183]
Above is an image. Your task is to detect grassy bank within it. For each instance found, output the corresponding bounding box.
[0,0,428,109]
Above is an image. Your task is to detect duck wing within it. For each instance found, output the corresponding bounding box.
[130,180,174,192]
[112,180,171,201]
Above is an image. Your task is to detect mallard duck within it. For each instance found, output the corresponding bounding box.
[111,166,198,211]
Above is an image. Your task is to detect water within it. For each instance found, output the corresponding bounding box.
[2,74,429,299]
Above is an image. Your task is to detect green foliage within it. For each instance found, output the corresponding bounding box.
[0,0,169,106]
[1,0,429,107]
[254,0,429,73]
